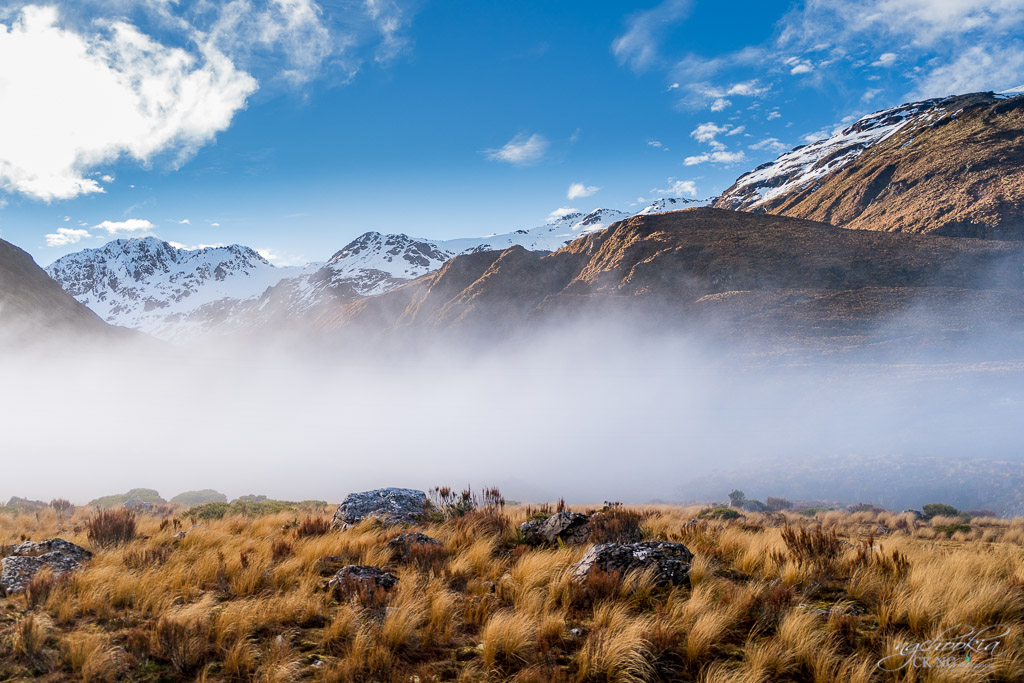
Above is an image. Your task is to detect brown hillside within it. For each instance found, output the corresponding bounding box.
[314,208,1024,349]
[0,239,127,344]
[714,92,1024,239]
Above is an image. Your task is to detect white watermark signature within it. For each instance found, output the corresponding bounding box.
[877,625,1009,672]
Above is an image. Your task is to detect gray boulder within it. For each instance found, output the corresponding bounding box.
[387,532,444,560]
[0,539,92,594]
[571,541,693,587]
[331,488,432,529]
[328,565,398,595]
[520,511,590,545]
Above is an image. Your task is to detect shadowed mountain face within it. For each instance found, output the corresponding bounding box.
[714,92,1024,239]
[316,208,1024,353]
[0,239,125,344]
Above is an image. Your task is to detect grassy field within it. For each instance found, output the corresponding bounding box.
[2,501,1023,682]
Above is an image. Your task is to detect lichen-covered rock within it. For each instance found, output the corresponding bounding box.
[0,539,92,594]
[571,541,693,587]
[331,488,432,529]
[520,511,590,545]
[328,565,398,595]
[386,532,443,560]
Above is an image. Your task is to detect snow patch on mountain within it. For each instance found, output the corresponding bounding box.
[716,97,956,210]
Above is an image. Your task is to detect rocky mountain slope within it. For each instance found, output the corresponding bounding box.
[316,208,1024,351]
[714,90,1024,239]
[0,239,126,344]
[45,205,682,339]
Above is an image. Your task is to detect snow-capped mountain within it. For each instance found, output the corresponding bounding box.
[45,202,691,340]
[715,98,951,211]
[716,89,1024,214]
[45,238,307,335]
[713,90,1024,238]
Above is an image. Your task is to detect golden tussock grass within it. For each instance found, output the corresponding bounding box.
[2,503,1024,681]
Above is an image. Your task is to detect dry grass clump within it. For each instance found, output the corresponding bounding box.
[2,500,1024,681]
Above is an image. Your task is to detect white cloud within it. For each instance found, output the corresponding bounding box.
[0,199,7,210]
[100,174,114,183]
[211,222,221,227]
[710,97,731,111]
[547,207,579,221]
[647,140,668,150]
[872,52,899,67]
[778,0,1024,98]
[257,246,306,266]
[726,126,745,136]
[683,150,746,166]
[94,218,156,235]
[0,6,257,201]
[652,178,698,197]
[790,62,814,74]
[767,110,782,120]
[908,44,1024,100]
[484,133,549,166]
[567,183,600,200]
[749,137,789,153]
[205,0,333,86]
[726,80,768,97]
[690,122,730,144]
[45,227,91,247]
[612,0,693,71]
[179,219,191,224]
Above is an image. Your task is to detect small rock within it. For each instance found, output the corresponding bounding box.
[386,532,443,560]
[569,628,585,638]
[571,541,693,587]
[519,511,590,545]
[0,539,92,594]
[328,565,398,595]
[331,488,433,530]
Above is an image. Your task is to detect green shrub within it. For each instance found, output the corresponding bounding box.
[922,503,961,520]
[170,489,227,505]
[699,506,741,520]
[89,488,165,508]
[934,523,972,537]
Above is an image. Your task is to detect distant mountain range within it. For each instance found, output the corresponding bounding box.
[44,202,697,339]
[21,87,1024,347]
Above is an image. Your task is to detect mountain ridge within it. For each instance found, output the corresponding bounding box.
[714,90,1024,239]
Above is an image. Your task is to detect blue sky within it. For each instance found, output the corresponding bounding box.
[1,0,1022,266]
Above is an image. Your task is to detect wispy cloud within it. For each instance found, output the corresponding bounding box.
[612,0,693,71]
[484,133,549,166]
[777,0,1024,99]
[567,182,600,200]
[749,137,789,153]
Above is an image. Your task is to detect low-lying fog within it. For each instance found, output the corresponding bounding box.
[3,315,1023,509]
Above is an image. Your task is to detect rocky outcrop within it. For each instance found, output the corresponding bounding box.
[519,512,590,545]
[571,541,693,587]
[386,532,444,560]
[328,565,398,595]
[0,539,92,594]
[331,488,433,529]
